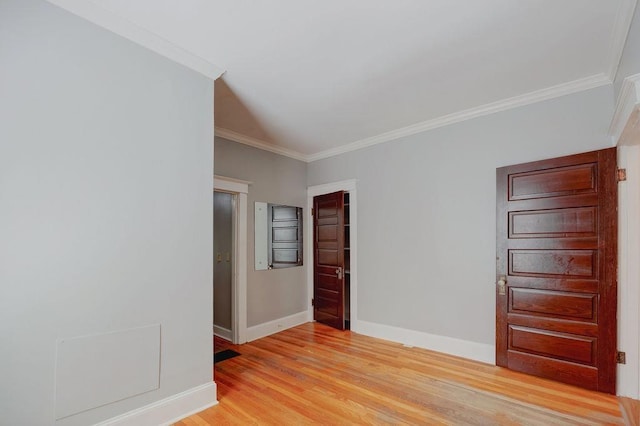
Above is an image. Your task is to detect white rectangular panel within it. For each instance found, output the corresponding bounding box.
[55,324,161,419]
[254,202,268,270]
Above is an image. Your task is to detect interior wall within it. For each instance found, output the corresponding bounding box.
[0,1,214,424]
[307,85,615,348]
[214,192,233,332]
[214,137,308,327]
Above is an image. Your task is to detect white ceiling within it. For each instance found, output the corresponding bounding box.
[54,1,637,161]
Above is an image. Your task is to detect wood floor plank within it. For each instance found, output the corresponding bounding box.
[178,323,634,425]
[620,397,640,426]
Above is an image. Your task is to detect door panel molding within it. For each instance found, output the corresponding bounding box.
[313,191,345,329]
[496,148,617,394]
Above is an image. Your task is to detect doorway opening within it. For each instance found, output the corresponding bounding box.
[214,191,233,341]
[306,180,358,332]
[214,175,249,344]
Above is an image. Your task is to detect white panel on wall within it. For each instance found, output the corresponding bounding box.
[254,202,268,270]
[55,325,161,420]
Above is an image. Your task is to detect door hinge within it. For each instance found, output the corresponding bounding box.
[617,351,626,364]
[311,298,315,306]
[617,168,627,182]
[311,208,314,217]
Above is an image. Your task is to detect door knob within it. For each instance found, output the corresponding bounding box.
[497,276,507,296]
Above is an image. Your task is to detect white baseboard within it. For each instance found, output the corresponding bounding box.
[213,324,232,341]
[355,320,495,365]
[246,311,308,342]
[95,382,217,426]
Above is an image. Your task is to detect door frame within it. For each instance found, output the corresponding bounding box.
[307,180,358,332]
[214,175,249,344]
[617,145,640,399]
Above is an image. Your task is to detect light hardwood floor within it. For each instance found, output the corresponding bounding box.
[176,323,639,425]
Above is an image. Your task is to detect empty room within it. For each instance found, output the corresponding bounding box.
[2,0,640,424]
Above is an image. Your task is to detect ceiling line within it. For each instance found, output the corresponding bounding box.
[218,73,611,163]
[46,0,636,162]
[306,74,611,162]
[45,0,225,80]
[609,73,640,145]
[214,128,308,162]
[606,0,638,81]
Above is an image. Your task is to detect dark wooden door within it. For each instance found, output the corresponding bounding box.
[313,191,345,330]
[496,148,617,394]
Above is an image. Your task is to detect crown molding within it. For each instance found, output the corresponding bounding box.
[218,74,611,163]
[610,73,640,146]
[214,127,308,162]
[307,73,611,162]
[45,0,225,80]
[606,0,638,81]
[45,0,636,159]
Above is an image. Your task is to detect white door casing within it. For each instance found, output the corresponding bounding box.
[306,180,358,332]
[214,175,250,344]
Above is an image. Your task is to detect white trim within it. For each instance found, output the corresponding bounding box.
[617,145,640,399]
[307,180,358,198]
[214,175,251,195]
[253,202,270,271]
[308,74,611,162]
[213,325,232,342]
[214,176,249,345]
[245,311,309,342]
[306,180,359,331]
[95,382,217,426]
[607,0,639,81]
[44,0,224,80]
[215,127,308,162]
[610,74,640,146]
[612,80,640,398]
[235,192,248,344]
[356,320,495,365]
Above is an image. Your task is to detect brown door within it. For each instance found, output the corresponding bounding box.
[496,148,617,394]
[313,191,345,330]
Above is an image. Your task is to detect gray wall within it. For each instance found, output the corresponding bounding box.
[308,85,615,346]
[214,137,308,327]
[0,1,214,425]
[614,2,640,98]
[214,192,233,330]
